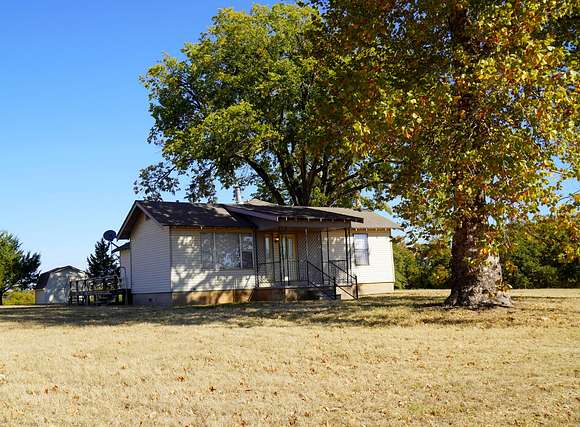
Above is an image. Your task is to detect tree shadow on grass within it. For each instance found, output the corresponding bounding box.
[0,294,574,329]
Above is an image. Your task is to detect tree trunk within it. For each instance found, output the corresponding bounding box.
[445,219,512,308]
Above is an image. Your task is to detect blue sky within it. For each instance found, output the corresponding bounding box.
[0,0,279,271]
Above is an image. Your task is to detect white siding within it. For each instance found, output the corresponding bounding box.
[130,213,171,294]
[352,231,395,284]
[171,228,255,291]
[119,248,131,288]
[322,230,395,284]
[36,269,86,304]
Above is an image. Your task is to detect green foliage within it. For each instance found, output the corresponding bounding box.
[137,4,393,208]
[501,217,579,288]
[393,217,579,289]
[87,239,119,278]
[393,237,452,289]
[3,290,34,305]
[0,231,41,304]
[414,241,452,289]
[313,0,578,238]
[392,238,418,289]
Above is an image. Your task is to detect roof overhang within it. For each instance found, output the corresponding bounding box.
[112,242,131,253]
[225,205,364,224]
[117,201,161,240]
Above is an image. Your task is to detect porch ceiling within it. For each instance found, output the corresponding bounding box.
[251,218,355,231]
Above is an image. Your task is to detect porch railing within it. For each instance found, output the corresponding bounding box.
[328,260,359,299]
[256,260,358,300]
[256,260,323,287]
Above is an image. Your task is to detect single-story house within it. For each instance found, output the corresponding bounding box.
[35,266,86,304]
[116,199,401,305]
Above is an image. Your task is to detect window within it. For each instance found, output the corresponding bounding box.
[264,234,272,262]
[353,233,369,266]
[201,233,214,269]
[240,234,254,269]
[215,233,241,269]
[200,232,254,270]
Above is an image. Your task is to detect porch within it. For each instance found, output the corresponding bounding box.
[253,227,359,300]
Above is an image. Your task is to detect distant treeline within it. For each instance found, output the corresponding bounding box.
[394,217,579,289]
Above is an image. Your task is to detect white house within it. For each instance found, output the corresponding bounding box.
[35,266,86,304]
[116,199,401,305]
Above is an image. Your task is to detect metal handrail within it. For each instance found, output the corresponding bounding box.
[308,260,360,300]
[255,260,358,300]
[310,260,358,300]
[305,261,338,300]
[328,260,359,299]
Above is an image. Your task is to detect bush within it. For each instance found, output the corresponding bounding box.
[393,237,451,289]
[2,289,34,305]
[501,218,579,289]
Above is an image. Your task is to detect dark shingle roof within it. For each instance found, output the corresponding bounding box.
[118,200,400,240]
[117,200,255,239]
[138,201,255,227]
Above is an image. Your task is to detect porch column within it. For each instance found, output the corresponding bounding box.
[277,228,284,286]
[344,228,350,278]
[305,227,309,285]
[320,229,325,278]
[253,230,259,288]
[326,227,330,264]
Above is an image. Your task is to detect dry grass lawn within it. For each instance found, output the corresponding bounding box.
[0,289,578,426]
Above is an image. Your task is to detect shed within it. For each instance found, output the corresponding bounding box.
[35,266,86,304]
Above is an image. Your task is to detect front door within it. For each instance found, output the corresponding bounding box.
[277,234,297,282]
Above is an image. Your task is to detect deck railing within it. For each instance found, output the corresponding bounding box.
[69,275,130,305]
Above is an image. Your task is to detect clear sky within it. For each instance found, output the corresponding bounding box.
[0,0,279,271]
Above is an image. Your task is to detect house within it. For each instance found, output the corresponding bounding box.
[35,266,86,304]
[116,199,401,305]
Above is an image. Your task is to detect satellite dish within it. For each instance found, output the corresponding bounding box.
[103,230,117,242]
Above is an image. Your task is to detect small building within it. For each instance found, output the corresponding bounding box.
[116,199,401,305]
[35,266,86,304]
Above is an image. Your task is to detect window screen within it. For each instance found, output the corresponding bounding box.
[201,233,214,269]
[215,233,241,270]
[240,234,254,269]
[353,233,369,266]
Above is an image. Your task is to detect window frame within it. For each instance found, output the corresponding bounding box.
[239,233,255,270]
[353,233,370,266]
[200,231,255,271]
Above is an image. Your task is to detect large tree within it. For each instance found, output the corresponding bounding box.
[136,4,394,208]
[312,0,579,306]
[0,232,41,305]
